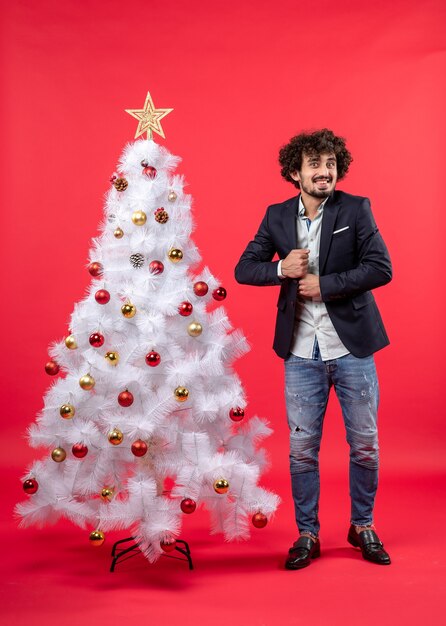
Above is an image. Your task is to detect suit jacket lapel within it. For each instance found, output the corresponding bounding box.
[319,192,341,274]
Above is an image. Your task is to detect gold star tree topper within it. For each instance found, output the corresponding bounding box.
[125,91,173,140]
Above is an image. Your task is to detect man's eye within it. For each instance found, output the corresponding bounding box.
[310,162,318,167]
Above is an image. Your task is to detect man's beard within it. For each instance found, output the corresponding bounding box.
[308,188,331,198]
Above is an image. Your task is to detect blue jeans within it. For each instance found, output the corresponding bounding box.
[284,350,380,537]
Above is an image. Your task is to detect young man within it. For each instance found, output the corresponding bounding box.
[235,129,392,568]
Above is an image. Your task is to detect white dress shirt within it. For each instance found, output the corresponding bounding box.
[277,197,349,361]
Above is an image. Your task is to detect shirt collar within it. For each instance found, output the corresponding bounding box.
[298,195,329,217]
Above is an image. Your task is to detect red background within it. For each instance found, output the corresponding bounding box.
[1,1,445,625]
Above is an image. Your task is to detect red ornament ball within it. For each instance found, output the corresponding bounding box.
[160,538,177,553]
[45,360,60,376]
[72,443,88,458]
[149,260,164,275]
[118,390,134,407]
[95,289,110,305]
[145,351,161,367]
[131,440,148,457]
[88,262,103,277]
[229,407,245,422]
[178,301,193,316]
[23,478,39,494]
[143,166,157,179]
[252,512,268,529]
[180,498,197,514]
[212,287,227,301]
[193,281,209,297]
[89,332,104,348]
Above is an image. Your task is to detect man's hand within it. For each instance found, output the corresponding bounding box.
[298,274,321,298]
[281,249,310,278]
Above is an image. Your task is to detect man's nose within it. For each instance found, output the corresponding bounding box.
[318,163,329,177]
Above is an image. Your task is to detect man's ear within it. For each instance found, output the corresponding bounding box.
[290,171,301,183]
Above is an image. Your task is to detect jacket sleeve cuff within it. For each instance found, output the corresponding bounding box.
[319,274,347,301]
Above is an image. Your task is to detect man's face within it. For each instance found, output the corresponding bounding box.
[291,151,337,198]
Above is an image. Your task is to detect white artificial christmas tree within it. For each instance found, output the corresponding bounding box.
[17,92,279,563]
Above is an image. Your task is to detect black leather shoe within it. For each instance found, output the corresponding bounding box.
[347,525,391,565]
[285,535,321,570]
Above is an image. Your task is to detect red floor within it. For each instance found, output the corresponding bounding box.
[3,468,445,626]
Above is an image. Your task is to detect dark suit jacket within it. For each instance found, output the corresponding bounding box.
[234,190,392,359]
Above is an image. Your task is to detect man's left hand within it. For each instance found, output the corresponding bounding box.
[298,274,321,298]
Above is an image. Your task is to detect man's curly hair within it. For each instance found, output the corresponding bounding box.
[279,129,353,189]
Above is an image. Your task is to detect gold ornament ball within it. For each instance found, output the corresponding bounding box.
[121,303,136,318]
[168,190,177,202]
[132,210,147,226]
[168,248,183,263]
[114,227,124,239]
[60,403,75,419]
[51,447,67,463]
[187,321,203,337]
[174,386,189,402]
[79,374,95,390]
[105,351,120,366]
[213,478,230,494]
[65,335,77,350]
[89,530,105,547]
[101,487,114,501]
[108,428,124,445]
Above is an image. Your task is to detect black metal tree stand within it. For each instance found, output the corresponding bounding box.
[110,537,193,572]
